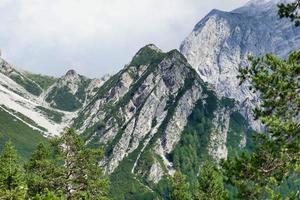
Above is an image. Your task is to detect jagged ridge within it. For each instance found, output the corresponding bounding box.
[70,44,250,199]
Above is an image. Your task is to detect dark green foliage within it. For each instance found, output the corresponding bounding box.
[45,77,91,111]
[51,128,110,200]
[36,106,64,123]
[46,86,82,111]
[170,91,248,180]
[109,147,156,200]
[0,128,110,199]
[220,97,235,108]
[194,162,227,200]
[0,141,27,199]
[278,0,300,26]
[224,52,300,199]
[130,45,165,66]
[25,143,63,198]
[10,74,43,96]
[170,172,192,200]
[25,73,57,90]
[76,76,92,102]
[0,107,47,159]
[33,189,65,200]
[226,112,252,157]
[170,96,216,180]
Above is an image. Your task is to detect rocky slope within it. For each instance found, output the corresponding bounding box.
[43,69,104,111]
[180,0,300,131]
[0,56,107,136]
[72,45,250,199]
[0,42,252,199]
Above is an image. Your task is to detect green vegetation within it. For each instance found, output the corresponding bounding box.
[36,106,64,123]
[278,0,300,26]
[46,86,82,111]
[0,107,47,159]
[0,141,27,199]
[10,73,43,96]
[226,112,252,157]
[170,172,192,200]
[45,77,91,111]
[223,52,300,199]
[101,45,166,126]
[170,96,216,181]
[147,75,196,152]
[1,105,47,132]
[109,143,157,200]
[25,73,57,90]
[170,162,227,200]
[193,162,227,200]
[25,143,62,198]
[130,45,165,66]
[0,128,110,199]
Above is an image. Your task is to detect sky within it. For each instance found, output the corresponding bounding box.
[0,0,249,78]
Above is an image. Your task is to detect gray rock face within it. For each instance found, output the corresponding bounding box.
[208,108,231,163]
[0,58,108,135]
[75,46,207,175]
[180,0,300,131]
[72,44,249,187]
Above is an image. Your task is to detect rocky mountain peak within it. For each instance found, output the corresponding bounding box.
[234,0,295,16]
[0,58,13,74]
[180,0,300,131]
[144,44,162,52]
[247,0,294,4]
[133,44,163,61]
[65,69,78,77]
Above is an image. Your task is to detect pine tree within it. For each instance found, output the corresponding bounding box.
[170,172,192,200]
[278,0,300,26]
[194,162,227,200]
[33,189,65,200]
[224,52,300,199]
[25,143,63,198]
[0,140,27,199]
[52,128,110,200]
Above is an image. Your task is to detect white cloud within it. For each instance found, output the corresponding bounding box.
[0,0,248,77]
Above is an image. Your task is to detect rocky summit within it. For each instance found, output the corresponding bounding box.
[180,0,300,131]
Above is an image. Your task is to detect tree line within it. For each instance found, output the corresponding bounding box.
[0,128,110,200]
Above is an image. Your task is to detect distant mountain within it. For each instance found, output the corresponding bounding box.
[180,0,300,131]
[43,69,104,111]
[0,56,108,136]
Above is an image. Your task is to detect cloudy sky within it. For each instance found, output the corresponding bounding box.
[0,0,248,78]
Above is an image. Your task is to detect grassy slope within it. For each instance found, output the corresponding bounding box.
[0,108,47,159]
[25,73,57,90]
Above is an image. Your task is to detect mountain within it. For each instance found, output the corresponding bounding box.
[1,0,297,199]
[0,55,112,168]
[43,69,105,111]
[180,0,300,131]
[0,45,249,198]
[71,44,250,199]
